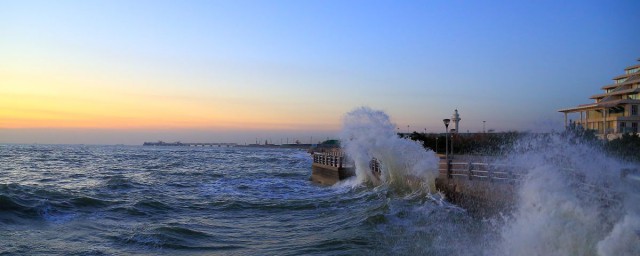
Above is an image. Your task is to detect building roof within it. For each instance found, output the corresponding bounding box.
[624,63,640,71]
[558,99,640,113]
[612,73,633,80]
[590,88,640,99]
[600,73,640,90]
[558,103,598,113]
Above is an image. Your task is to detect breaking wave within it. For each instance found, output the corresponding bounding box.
[496,133,640,256]
[339,107,440,193]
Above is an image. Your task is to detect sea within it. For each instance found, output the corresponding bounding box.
[1,108,639,255]
[0,144,480,255]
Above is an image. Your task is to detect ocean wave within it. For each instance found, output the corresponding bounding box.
[0,194,40,218]
[103,175,142,190]
[70,196,113,208]
[133,199,173,211]
[116,224,246,251]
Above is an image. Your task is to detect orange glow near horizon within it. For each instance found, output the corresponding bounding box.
[0,70,340,131]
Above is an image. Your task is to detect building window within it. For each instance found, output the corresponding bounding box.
[620,122,626,133]
[632,105,638,116]
[626,67,640,74]
[633,122,638,133]
[615,78,627,84]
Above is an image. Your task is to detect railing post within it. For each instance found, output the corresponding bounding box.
[447,159,452,179]
[467,161,473,180]
[332,153,335,167]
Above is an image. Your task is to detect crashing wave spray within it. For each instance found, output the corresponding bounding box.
[339,107,440,192]
[496,133,640,256]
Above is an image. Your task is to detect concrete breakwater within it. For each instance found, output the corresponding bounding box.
[310,152,355,185]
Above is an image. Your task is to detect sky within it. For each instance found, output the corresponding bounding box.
[1,0,639,145]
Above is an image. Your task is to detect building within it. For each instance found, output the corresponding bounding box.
[559,59,640,139]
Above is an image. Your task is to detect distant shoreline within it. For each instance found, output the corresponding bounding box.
[142,141,314,149]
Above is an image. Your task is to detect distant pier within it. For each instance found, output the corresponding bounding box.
[143,141,237,147]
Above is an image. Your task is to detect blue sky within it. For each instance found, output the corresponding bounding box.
[1,0,639,144]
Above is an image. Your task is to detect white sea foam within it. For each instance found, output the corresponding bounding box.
[339,107,439,192]
[341,107,640,256]
[337,108,639,255]
[496,133,640,256]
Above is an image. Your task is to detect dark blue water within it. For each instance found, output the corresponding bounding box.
[0,144,484,255]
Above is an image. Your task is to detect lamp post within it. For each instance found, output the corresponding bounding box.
[443,119,450,159]
[483,121,486,133]
[450,128,455,159]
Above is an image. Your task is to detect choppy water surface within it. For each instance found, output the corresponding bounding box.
[0,144,485,255]
[3,108,640,256]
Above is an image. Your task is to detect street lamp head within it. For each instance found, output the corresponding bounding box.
[443,119,450,128]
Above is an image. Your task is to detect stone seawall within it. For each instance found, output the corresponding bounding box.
[310,163,355,185]
[310,155,518,215]
[435,173,516,215]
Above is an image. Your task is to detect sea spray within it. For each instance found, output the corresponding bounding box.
[339,107,440,192]
[337,108,639,255]
[496,133,640,256]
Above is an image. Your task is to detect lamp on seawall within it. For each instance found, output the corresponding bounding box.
[443,119,450,160]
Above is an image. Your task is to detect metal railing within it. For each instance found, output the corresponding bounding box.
[437,160,636,204]
[312,152,380,172]
[438,160,525,183]
[312,152,346,168]
[369,158,381,173]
